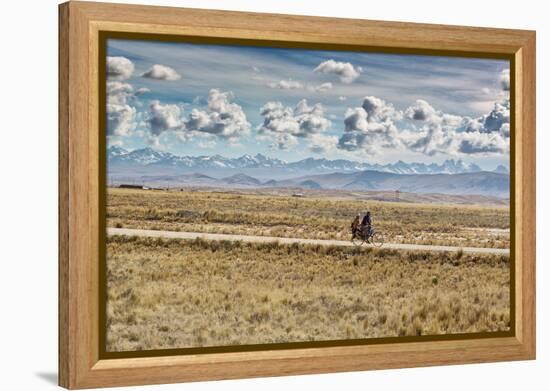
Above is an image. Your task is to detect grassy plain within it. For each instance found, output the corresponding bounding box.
[106,235,510,352]
[107,188,510,248]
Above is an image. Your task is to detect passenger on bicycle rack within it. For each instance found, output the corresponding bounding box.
[350,214,361,239]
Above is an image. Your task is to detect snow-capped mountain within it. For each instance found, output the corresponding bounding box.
[108,147,174,166]
[233,154,286,169]
[373,159,481,175]
[107,147,494,176]
[107,145,128,157]
[108,148,284,170]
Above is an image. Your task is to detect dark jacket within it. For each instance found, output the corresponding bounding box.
[361,214,372,226]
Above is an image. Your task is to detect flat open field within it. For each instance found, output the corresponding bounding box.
[106,236,510,352]
[107,188,510,248]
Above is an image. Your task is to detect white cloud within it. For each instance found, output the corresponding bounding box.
[456,100,509,135]
[343,107,368,132]
[457,116,484,133]
[309,134,338,153]
[294,100,332,135]
[267,80,333,93]
[500,69,510,91]
[135,87,150,95]
[146,100,184,136]
[481,100,510,132]
[362,96,402,123]
[337,96,401,154]
[192,95,208,105]
[197,137,217,149]
[500,123,510,138]
[146,134,162,149]
[258,99,331,149]
[401,124,454,156]
[335,94,510,157]
[107,104,136,137]
[467,100,497,114]
[271,133,299,151]
[404,99,439,122]
[145,89,250,144]
[106,56,134,81]
[402,98,510,155]
[106,81,138,136]
[258,99,332,150]
[107,81,134,105]
[184,89,251,140]
[457,131,509,154]
[266,79,303,89]
[314,82,333,92]
[142,64,181,81]
[314,59,361,84]
[405,99,462,126]
[107,138,125,148]
[338,106,399,154]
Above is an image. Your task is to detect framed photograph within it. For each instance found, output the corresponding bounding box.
[59,1,536,389]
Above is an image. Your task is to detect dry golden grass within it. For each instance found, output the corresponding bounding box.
[106,236,510,352]
[107,188,510,248]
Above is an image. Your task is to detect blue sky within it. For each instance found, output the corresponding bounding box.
[106,38,510,170]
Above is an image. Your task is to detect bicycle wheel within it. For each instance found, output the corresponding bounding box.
[370,233,384,248]
[351,235,365,246]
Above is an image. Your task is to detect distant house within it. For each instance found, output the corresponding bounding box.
[292,193,305,198]
[119,184,146,189]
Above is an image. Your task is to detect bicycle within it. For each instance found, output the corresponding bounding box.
[351,226,384,248]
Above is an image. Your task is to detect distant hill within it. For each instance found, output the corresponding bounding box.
[264,170,509,198]
[299,180,322,189]
[114,169,508,198]
[221,173,263,187]
[493,164,509,174]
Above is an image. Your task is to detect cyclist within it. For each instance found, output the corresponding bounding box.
[361,211,373,238]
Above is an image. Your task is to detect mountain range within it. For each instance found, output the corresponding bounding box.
[108,146,507,176]
[107,147,509,198]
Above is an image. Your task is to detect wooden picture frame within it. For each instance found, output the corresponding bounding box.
[59,1,536,389]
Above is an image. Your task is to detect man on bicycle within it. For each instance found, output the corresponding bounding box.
[360,211,373,238]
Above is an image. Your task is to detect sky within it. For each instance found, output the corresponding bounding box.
[106,38,511,170]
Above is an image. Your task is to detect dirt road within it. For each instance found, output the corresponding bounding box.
[107,227,509,255]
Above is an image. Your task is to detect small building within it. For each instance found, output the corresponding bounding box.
[119,184,145,189]
[292,193,305,198]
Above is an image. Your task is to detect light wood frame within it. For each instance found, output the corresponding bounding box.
[59,1,536,389]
